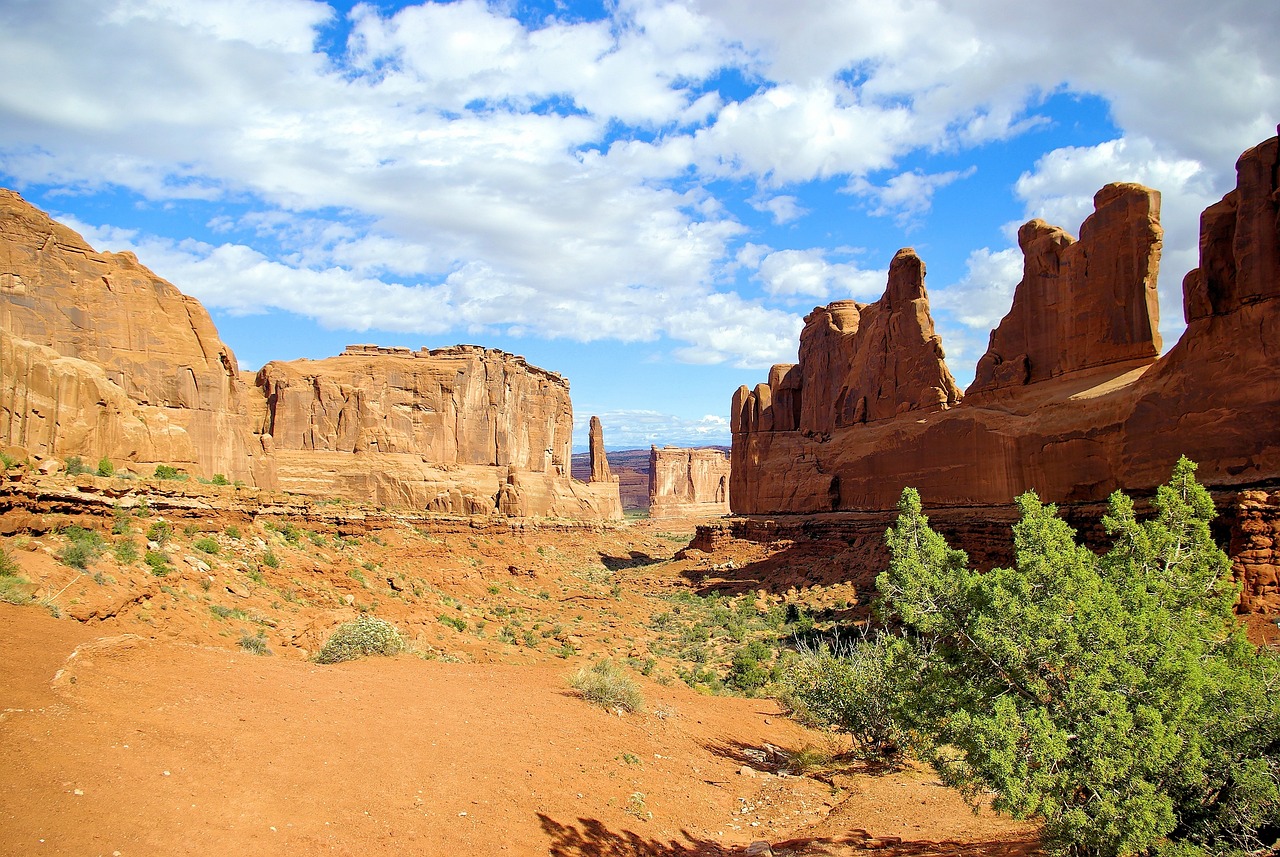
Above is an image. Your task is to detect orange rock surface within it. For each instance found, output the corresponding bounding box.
[0,195,621,520]
[647,445,731,519]
[730,128,1280,611]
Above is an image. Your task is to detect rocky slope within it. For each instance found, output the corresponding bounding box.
[730,128,1280,613]
[0,194,620,520]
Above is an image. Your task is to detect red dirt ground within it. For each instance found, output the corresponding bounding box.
[0,506,1043,856]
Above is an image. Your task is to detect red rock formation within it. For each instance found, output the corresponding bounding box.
[0,190,269,484]
[648,446,731,519]
[730,128,1280,609]
[969,184,1163,395]
[588,416,613,483]
[0,193,621,521]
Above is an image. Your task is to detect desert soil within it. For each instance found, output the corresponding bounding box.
[1,505,1040,856]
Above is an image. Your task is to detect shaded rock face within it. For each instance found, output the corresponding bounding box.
[730,128,1280,607]
[648,446,730,519]
[969,184,1163,396]
[0,195,620,521]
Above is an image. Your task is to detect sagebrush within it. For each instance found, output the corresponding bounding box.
[315,615,405,664]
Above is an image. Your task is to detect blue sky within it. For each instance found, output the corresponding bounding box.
[1,0,1276,450]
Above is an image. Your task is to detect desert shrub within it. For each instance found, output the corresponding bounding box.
[261,550,279,569]
[146,520,172,545]
[0,546,19,578]
[238,629,271,655]
[210,473,230,486]
[58,526,105,569]
[96,457,114,477]
[113,539,138,564]
[779,634,905,759]
[192,537,218,555]
[0,451,15,470]
[64,456,88,476]
[144,549,171,576]
[225,525,241,540]
[210,604,249,621]
[314,615,404,664]
[728,638,775,694]
[438,613,467,632]
[569,659,643,712]
[870,457,1280,857]
[153,464,183,480]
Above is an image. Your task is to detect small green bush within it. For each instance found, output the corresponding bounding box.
[315,615,404,664]
[569,659,643,712]
[146,520,172,545]
[210,604,249,621]
[224,525,241,540]
[210,473,230,486]
[153,464,183,480]
[0,451,17,470]
[729,639,774,693]
[261,550,280,569]
[113,540,138,564]
[144,549,171,576]
[193,537,218,555]
[65,456,88,476]
[58,526,105,569]
[438,613,467,632]
[96,457,114,477]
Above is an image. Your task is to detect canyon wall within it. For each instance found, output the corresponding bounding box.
[730,129,1280,613]
[0,194,620,521]
[648,446,731,519]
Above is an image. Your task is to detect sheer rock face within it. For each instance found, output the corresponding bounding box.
[969,184,1163,396]
[588,416,612,483]
[731,248,960,511]
[648,446,730,519]
[257,345,572,472]
[0,192,620,520]
[729,128,1280,609]
[0,190,265,484]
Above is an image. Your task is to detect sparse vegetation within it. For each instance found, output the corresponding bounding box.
[146,520,172,545]
[58,526,105,569]
[192,537,218,555]
[64,456,88,476]
[238,629,271,655]
[96,456,114,477]
[144,549,172,576]
[0,547,32,605]
[314,615,404,664]
[113,540,139,564]
[261,551,280,569]
[569,659,643,712]
[210,473,230,486]
[153,464,185,480]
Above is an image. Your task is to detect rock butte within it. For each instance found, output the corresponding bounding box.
[647,446,731,519]
[729,128,1280,614]
[0,192,621,521]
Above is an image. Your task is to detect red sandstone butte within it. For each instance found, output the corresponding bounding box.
[729,128,1280,611]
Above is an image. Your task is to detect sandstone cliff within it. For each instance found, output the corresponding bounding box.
[648,446,731,519]
[0,194,620,521]
[730,128,1280,613]
[0,189,269,484]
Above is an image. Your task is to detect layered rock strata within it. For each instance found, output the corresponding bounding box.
[648,446,731,519]
[0,195,620,521]
[730,129,1280,611]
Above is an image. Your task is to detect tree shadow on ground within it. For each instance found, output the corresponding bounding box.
[769,831,1042,856]
[703,738,897,779]
[678,540,883,598]
[601,550,666,571]
[539,813,731,856]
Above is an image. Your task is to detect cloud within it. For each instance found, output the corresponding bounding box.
[847,166,976,228]
[754,248,885,302]
[749,194,805,224]
[575,409,731,449]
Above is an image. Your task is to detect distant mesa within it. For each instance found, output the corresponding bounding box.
[648,446,731,519]
[0,189,620,521]
[729,127,1280,614]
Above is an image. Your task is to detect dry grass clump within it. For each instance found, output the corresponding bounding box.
[315,615,405,664]
[569,659,643,712]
